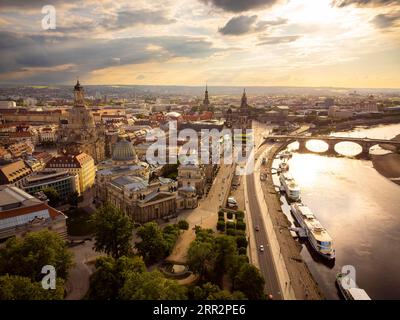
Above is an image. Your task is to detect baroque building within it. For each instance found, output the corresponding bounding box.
[58,80,105,163]
[95,138,197,223]
[225,89,252,130]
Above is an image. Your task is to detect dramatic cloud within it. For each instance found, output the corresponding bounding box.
[218,15,286,35]
[371,12,400,28]
[99,9,176,30]
[0,31,219,82]
[200,0,280,12]
[257,35,301,45]
[219,15,258,35]
[331,0,399,8]
[0,0,79,9]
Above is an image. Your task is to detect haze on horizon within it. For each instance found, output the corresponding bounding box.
[0,0,399,88]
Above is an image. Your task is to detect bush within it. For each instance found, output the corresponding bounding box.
[235,211,244,219]
[217,221,225,232]
[177,220,189,230]
[238,247,247,255]
[236,236,248,249]
[236,221,246,231]
[226,229,236,236]
[226,221,235,230]
[227,212,233,219]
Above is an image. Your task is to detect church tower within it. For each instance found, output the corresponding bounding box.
[200,84,211,111]
[58,80,105,163]
[240,88,248,109]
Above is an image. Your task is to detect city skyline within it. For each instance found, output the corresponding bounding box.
[0,0,399,88]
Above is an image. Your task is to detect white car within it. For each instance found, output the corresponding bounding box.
[259,245,264,252]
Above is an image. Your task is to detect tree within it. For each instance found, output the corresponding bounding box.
[42,187,60,207]
[163,224,181,254]
[177,220,189,230]
[91,203,134,259]
[0,230,73,281]
[120,270,187,300]
[88,255,146,300]
[216,220,225,232]
[236,221,246,231]
[187,241,215,280]
[236,236,248,249]
[0,275,65,300]
[234,263,265,300]
[227,211,233,219]
[68,191,79,207]
[135,222,169,264]
[226,221,235,229]
[214,236,237,280]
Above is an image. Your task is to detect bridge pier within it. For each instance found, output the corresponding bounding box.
[326,141,336,155]
[355,142,370,159]
[298,140,308,153]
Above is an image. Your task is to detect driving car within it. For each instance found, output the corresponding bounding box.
[259,245,264,252]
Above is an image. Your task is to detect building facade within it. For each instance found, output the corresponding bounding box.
[0,185,67,241]
[23,170,80,199]
[45,152,95,193]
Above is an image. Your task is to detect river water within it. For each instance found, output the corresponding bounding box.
[273,123,400,300]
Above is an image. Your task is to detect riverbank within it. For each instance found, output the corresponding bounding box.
[372,134,400,186]
[260,143,323,300]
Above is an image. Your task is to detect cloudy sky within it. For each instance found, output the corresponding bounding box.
[0,0,399,88]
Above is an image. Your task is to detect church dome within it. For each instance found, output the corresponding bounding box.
[112,138,137,162]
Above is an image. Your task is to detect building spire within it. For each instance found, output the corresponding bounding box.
[203,83,210,106]
[241,88,247,109]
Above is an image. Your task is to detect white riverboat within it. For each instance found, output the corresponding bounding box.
[336,272,371,300]
[290,203,335,260]
[279,172,300,201]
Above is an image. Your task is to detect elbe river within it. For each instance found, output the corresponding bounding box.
[274,123,400,300]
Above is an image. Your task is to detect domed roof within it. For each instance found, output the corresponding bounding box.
[112,138,137,162]
[179,185,196,193]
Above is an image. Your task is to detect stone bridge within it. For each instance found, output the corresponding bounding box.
[265,135,400,157]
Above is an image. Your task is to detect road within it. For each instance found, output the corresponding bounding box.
[246,164,282,299]
[241,121,282,299]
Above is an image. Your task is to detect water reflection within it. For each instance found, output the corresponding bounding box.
[276,124,400,300]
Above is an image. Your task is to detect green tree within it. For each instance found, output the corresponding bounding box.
[187,242,216,280]
[92,203,134,259]
[177,220,189,230]
[236,236,248,249]
[163,224,181,254]
[234,263,265,300]
[42,187,60,207]
[214,236,237,277]
[216,220,225,232]
[68,191,79,207]
[120,270,187,300]
[0,275,65,300]
[88,255,146,300]
[135,222,169,264]
[0,230,73,281]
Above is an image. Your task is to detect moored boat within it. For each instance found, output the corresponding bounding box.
[290,203,335,260]
[336,272,371,300]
